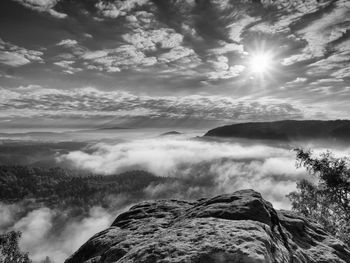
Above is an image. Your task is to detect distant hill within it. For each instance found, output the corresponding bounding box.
[159,131,182,137]
[98,126,130,130]
[204,120,350,141]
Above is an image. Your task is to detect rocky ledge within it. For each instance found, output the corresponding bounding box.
[65,189,350,263]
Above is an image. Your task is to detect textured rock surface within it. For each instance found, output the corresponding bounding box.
[65,189,350,263]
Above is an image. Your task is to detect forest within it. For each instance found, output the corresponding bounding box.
[0,166,169,210]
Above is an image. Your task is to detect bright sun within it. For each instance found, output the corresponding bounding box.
[249,52,273,74]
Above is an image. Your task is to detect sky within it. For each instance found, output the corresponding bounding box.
[0,0,350,130]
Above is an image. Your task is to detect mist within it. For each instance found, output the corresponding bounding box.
[59,137,308,209]
[3,135,350,262]
[0,202,131,263]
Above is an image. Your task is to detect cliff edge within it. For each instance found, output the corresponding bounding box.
[65,189,350,263]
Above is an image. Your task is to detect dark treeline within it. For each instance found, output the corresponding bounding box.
[0,141,88,167]
[0,166,169,209]
[205,120,350,141]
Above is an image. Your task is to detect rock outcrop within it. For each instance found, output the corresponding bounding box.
[65,189,350,263]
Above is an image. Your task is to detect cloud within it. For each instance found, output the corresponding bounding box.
[331,67,350,79]
[228,14,257,42]
[282,53,314,66]
[59,138,291,175]
[5,206,114,263]
[60,136,350,211]
[0,203,22,230]
[59,137,310,210]
[95,0,149,19]
[76,25,198,73]
[81,50,108,60]
[56,39,78,48]
[0,52,31,66]
[81,45,157,72]
[248,0,335,35]
[281,1,350,65]
[122,28,184,50]
[53,60,82,74]
[0,38,43,67]
[310,78,344,85]
[304,36,350,83]
[55,3,202,75]
[14,0,58,9]
[0,86,310,124]
[2,136,350,263]
[209,41,245,55]
[48,9,67,19]
[295,1,350,58]
[14,208,54,257]
[1,0,350,122]
[207,55,245,80]
[285,77,308,86]
[158,46,197,64]
[13,0,67,18]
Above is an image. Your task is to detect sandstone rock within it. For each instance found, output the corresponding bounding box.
[65,189,350,263]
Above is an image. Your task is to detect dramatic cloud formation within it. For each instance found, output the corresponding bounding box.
[0,0,349,128]
[1,85,331,129]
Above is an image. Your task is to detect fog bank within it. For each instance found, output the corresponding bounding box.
[59,137,308,209]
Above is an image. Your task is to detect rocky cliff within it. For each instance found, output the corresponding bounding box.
[65,189,350,263]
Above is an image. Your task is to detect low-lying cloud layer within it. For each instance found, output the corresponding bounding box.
[3,136,350,262]
[15,207,113,263]
[60,137,307,209]
[0,203,122,263]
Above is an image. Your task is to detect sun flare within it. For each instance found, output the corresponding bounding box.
[249,52,273,74]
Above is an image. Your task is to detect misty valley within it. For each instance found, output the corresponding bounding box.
[1,121,350,263]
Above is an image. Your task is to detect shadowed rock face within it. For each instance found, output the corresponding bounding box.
[65,189,350,263]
